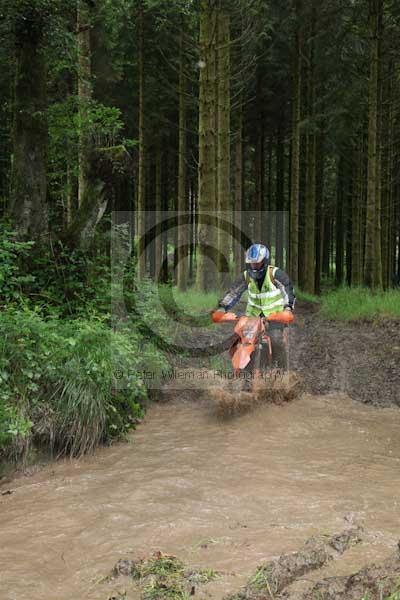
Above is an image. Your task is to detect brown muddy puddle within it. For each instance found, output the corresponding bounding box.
[1,393,400,600]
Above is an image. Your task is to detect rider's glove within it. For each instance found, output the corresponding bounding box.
[284,305,293,312]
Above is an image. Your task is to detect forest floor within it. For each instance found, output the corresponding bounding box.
[1,302,400,600]
[291,301,400,408]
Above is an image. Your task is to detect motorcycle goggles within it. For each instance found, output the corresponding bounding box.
[248,259,265,271]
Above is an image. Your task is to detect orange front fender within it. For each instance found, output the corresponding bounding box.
[232,344,255,370]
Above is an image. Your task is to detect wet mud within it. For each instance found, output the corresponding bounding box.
[290,302,400,407]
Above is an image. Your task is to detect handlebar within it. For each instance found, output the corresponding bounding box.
[211,310,294,324]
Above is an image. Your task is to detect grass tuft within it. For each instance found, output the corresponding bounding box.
[112,552,218,600]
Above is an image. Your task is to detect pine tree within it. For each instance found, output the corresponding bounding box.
[197,0,218,291]
[9,2,49,238]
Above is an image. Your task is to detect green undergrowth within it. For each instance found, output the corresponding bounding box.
[319,287,400,321]
[158,285,220,320]
[0,225,170,464]
[163,285,322,314]
[295,289,320,304]
[0,305,169,462]
[161,283,400,325]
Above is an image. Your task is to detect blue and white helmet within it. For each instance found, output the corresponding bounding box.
[245,243,270,280]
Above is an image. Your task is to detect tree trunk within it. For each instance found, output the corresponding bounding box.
[147,161,156,279]
[254,67,264,243]
[276,123,285,267]
[66,162,74,226]
[217,4,231,288]
[66,145,131,248]
[266,137,273,246]
[154,142,162,282]
[303,1,317,294]
[161,150,169,283]
[289,0,302,284]
[345,167,353,286]
[351,139,363,286]
[177,27,188,291]
[234,99,243,272]
[336,158,344,286]
[77,0,93,209]
[364,0,383,289]
[315,133,324,294]
[381,63,392,289]
[189,178,196,283]
[197,0,218,291]
[137,3,146,279]
[10,8,48,238]
[322,211,331,278]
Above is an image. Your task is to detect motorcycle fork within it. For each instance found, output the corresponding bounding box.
[253,330,272,381]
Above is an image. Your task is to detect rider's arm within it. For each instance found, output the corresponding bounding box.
[218,274,247,311]
[273,269,296,310]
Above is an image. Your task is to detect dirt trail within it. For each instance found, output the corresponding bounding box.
[290,302,400,407]
[1,303,400,600]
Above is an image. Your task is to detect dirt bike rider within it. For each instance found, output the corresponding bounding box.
[216,243,295,368]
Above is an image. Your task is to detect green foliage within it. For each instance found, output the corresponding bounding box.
[0,224,35,303]
[87,101,124,144]
[48,97,124,205]
[161,287,221,314]
[0,226,170,461]
[295,289,321,304]
[156,285,221,331]
[0,403,33,453]
[0,304,165,459]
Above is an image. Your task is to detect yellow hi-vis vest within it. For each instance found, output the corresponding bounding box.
[244,266,285,317]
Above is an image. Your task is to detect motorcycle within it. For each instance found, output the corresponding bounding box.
[211,310,294,390]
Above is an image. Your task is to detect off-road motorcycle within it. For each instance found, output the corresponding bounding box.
[211,310,294,390]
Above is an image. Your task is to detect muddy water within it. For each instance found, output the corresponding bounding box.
[1,394,400,600]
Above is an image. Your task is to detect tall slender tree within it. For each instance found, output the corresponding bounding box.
[217,0,231,287]
[177,25,188,291]
[364,0,383,289]
[9,1,49,238]
[289,0,302,285]
[197,0,218,291]
[137,1,146,279]
[302,0,317,294]
[77,0,93,208]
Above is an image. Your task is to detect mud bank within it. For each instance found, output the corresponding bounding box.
[290,302,400,407]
